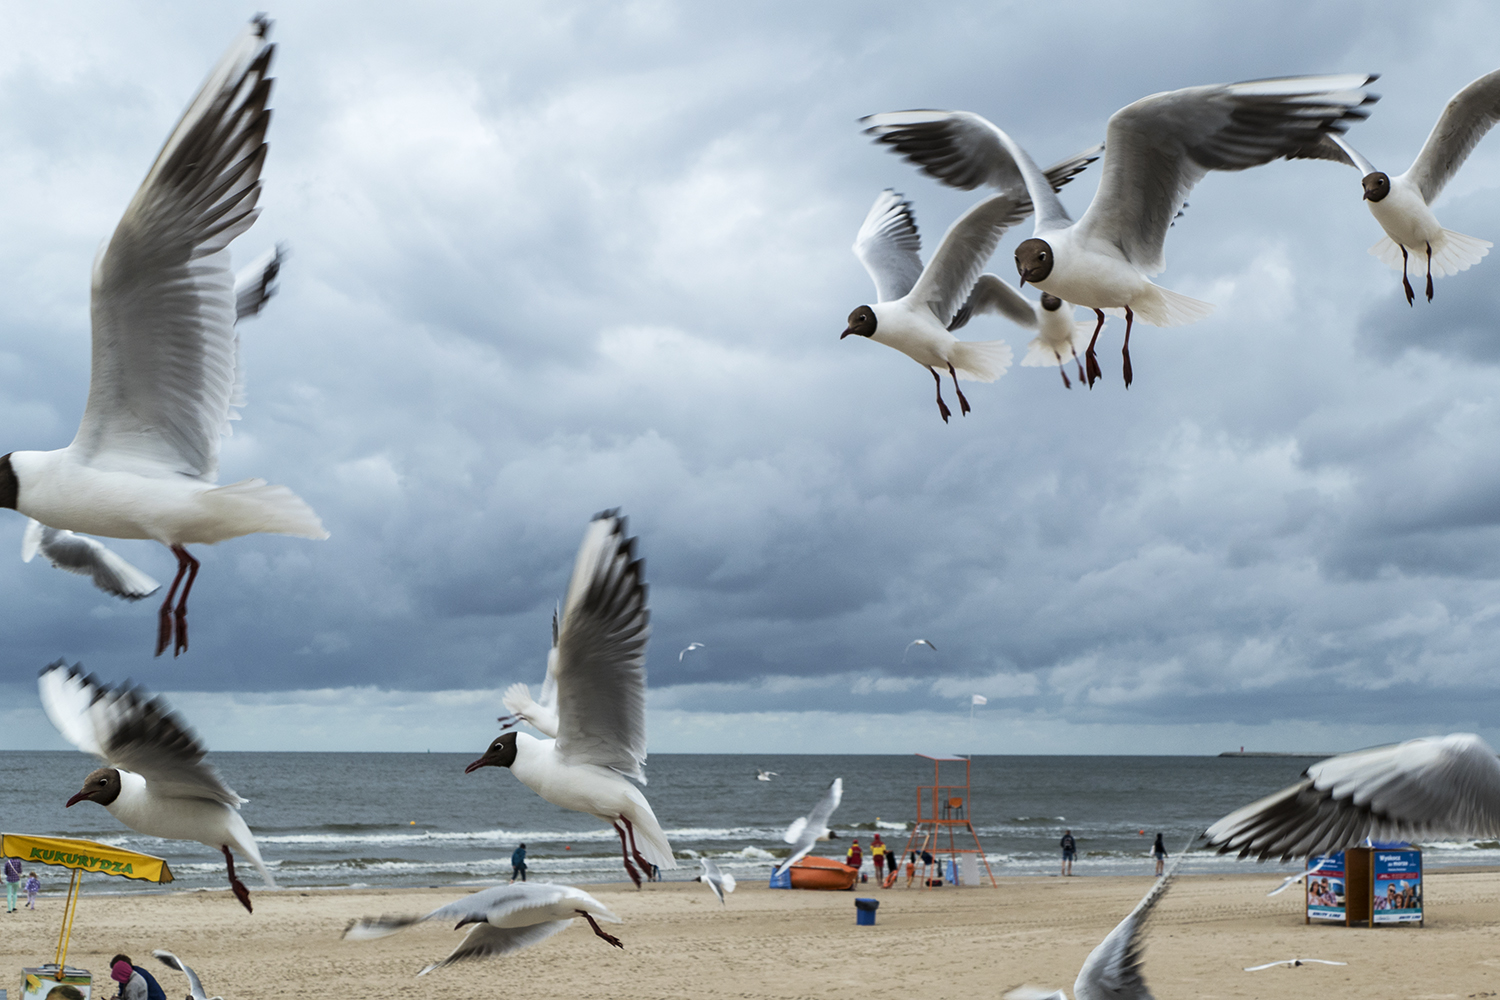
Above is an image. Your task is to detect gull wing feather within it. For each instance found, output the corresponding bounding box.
[1285,132,1368,171]
[909,193,1030,327]
[1076,75,1377,275]
[853,190,923,303]
[1073,852,1183,1000]
[417,920,574,975]
[72,18,275,480]
[24,521,160,600]
[554,511,651,781]
[38,661,241,805]
[1404,69,1500,204]
[776,777,842,874]
[233,242,285,322]
[948,274,1040,332]
[152,950,209,1000]
[1204,733,1500,861]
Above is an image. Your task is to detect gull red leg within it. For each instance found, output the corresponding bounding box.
[1074,350,1086,386]
[1059,362,1071,390]
[1401,245,1415,306]
[1085,309,1106,387]
[947,363,971,416]
[1121,306,1135,389]
[1425,242,1434,302]
[928,367,951,423]
[221,845,252,913]
[578,910,624,948]
[613,821,642,888]
[155,548,192,657]
[171,545,200,657]
[621,816,654,879]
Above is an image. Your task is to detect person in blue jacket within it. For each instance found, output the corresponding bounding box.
[109,954,166,1000]
[511,843,528,883]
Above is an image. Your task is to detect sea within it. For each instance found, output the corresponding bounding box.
[2,752,1495,894]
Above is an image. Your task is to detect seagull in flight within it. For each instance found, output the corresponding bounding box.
[1244,958,1348,972]
[343,882,623,975]
[466,511,675,888]
[153,950,221,1000]
[903,639,937,661]
[756,769,778,782]
[697,857,736,905]
[776,777,843,875]
[0,17,326,657]
[1267,856,1329,897]
[864,76,1378,388]
[679,642,705,661]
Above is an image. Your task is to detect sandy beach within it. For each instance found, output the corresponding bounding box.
[4,870,1499,999]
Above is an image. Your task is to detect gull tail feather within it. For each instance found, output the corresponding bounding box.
[625,803,677,870]
[1370,230,1492,277]
[204,479,329,540]
[1130,283,1215,328]
[949,339,1013,382]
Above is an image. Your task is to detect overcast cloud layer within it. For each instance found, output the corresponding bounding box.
[3,0,1500,754]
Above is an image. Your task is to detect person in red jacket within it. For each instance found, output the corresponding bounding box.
[845,839,863,871]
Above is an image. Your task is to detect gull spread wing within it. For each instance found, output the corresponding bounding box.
[152,950,211,1000]
[776,777,843,874]
[344,883,616,942]
[1076,75,1378,275]
[22,519,161,600]
[1073,852,1182,1000]
[1284,132,1370,172]
[1204,733,1500,861]
[1404,68,1500,204]
[418,920,574,975]
[554,511,651,781]
[233,242,285,322]
[854,190,923,303]
[501,683,560,739]
[699,857,735,904]
[72,17,275,480]
[909,192,1030,327]
[37,661,242,805]
[948,274,1040,332]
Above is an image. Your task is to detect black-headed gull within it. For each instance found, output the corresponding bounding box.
[1304,70,1500,304]
[499,606,560,738]
[678,641,705,661]
[0,17,326,658]
[697,857,736,905]
[467,511,675,888]
[153,950,221,1000]
[776,777,843,875]
[343,882,623,975]
[864,77,1378,388]
[755,769,778,781]
[1005,855,1182,1000]
[39,661,277,913]
[951,281,1090,389]
[1204,733,1500,861]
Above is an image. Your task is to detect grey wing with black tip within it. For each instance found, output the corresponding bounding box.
[553,511,651,781]
[1404,68,1500,204]
[1204,733,1500,861]
[73,17,275,479]
[949,274,1040,332]
[417,920,574,975]
[152,950,211,1000]
[1073,853,1182,1000]
[233,242,286,321]
[1076,74,1378,275]
[853,189,923,303]
[22,519,161,600]
[909,192,1030,327]
[776,777,843,874]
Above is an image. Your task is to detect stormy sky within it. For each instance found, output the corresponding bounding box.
[2,0,1500,754]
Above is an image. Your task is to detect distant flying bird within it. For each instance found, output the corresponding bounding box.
[499,605,561,738]
[343,882,623,975]
[679,642,705,661]
[776,777,844,875]
[466,511,676,888]
[1300,69,1500,303]
[0,17,327,658]
[863,76,1379,388]
[949,281,1090,388]
[40,661,277,913]
[1004,854,1182,1000]
[15,243,289,606]
[903,639,937,661]
[1267,856,1329,897]
[1204,733,1500,861]
[697,857,736,905]
[153,950,221,1000]
[756,769,778,782]
[1244,959,1348,972]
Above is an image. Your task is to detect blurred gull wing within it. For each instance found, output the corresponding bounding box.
[232,242,286,322]
[152,950,214,1000]
[1404,69,1500,204]
[554,511,651,782]
[853,190,923,303]
[1267,856,1328,896]
[344,883,618,943]
[908,192,1030,328]
[948,275,1040,333]
[776,777,843,874]
[417,920,574,975]
[1205,733,1500,861]
[73,17,275,479]
[1072,852,1183,1000]
[23,520,160,600]
[38,661,242,805]
[699,857,735,904]
[1075,75,1378,276]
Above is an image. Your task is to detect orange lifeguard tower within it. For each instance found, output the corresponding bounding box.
[898,753,997,888]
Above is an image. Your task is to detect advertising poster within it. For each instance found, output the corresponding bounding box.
[1373,850,1423,924]
[1305,852,1345,922]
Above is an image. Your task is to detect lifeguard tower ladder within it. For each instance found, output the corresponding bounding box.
[899,753,997,887]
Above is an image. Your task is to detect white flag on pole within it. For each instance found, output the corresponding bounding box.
[971,694,987,706]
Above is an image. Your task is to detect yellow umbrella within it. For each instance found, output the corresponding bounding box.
[2,833,174,984]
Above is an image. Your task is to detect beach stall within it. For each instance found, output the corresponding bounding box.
[897,753,996,888]
[2,833,174,999]
[1305,843,1422,927]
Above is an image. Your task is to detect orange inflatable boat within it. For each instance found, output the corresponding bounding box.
[788,855,858,890]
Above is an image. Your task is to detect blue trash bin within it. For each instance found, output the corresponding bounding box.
[855,897,879,925]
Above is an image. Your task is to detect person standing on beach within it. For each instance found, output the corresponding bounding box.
[1152,833,1167,876]
[870,834,887,883]
[4,855,20,912]
[25,871,39,910]
[510,843,528,883]
[1060,830,1076,876]
[845,838,863,873]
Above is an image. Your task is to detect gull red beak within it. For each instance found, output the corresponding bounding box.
[839,328,854,339]
[65,791,89,808]
[464,757,487,774]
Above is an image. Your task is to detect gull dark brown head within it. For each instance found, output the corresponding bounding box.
[1016,239,1054,286]
[465,731,518,773]
[66,767,121,808]
[1040,293,1063,312]
[1361,171,1390,202]
[841,305,876,339]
